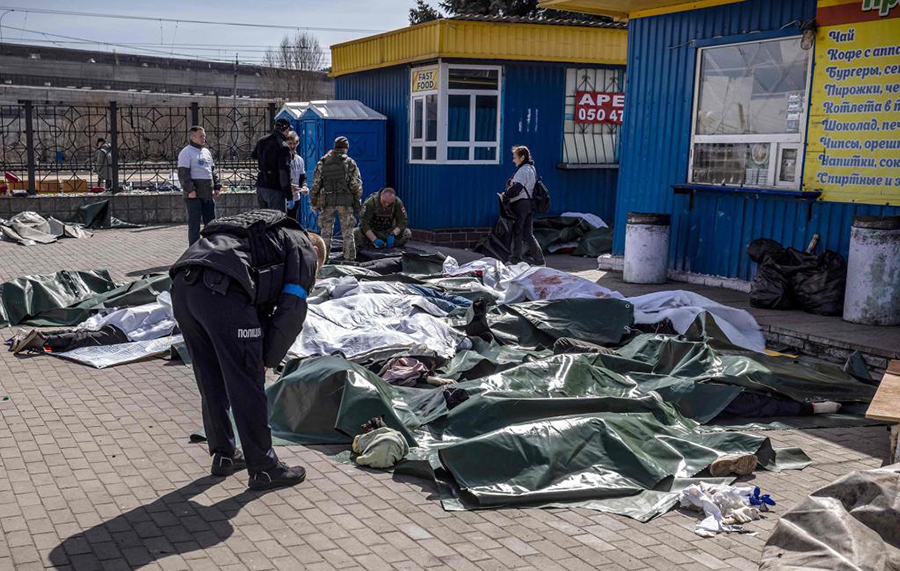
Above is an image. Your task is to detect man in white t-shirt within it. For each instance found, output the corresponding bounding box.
[285,131,308,222]
[177,126,221,245]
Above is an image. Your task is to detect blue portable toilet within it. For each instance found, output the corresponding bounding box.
[295,100,387,231]
[275,102,310,135]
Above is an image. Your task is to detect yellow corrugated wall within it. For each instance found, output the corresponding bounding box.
[331,20,627,76]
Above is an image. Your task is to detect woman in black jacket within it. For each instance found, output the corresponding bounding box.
[504,145,545,265]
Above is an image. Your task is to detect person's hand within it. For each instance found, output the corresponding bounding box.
[299,186,309,195]
[386,234,395,248]
[188,191,197,199]
[373,238,385,248]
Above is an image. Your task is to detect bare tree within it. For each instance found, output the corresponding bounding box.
[263,32,328,102]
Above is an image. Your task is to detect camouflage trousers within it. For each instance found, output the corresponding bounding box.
[319,206,357,261]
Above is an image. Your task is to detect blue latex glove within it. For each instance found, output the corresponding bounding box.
[386,234,395,248]
[748,487,776,510]
[373,238,385,248]
[286,200,295,210]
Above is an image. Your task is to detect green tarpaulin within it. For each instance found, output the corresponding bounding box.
[252,312,873,519]
[533,216,613,257]
[186,260,876,521]
[74,200,140,230]
[0,270,171,328]
[260,344,825,521]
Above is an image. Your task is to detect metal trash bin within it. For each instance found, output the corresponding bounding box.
[843,215,900,325]
[624,212,670,284]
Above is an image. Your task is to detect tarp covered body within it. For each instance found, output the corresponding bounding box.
[0,211,90,246]
[76,292,176,342]
[261,315,874,520]
[16,255,864,522]
[287,292,467,362]
[249,255,875,520]
[0,270,171,328]
[0,200,136,247]
[54,335,184,369]
[475,209,614,262]
[760,464,900,571]
[443,258,766,352]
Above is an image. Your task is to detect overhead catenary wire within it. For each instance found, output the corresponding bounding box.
[0,5,384,34]
[7,39,332,49]
[0,24,333,66]
[6,38,334,56]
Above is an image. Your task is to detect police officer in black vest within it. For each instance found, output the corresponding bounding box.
[170,209,325,490]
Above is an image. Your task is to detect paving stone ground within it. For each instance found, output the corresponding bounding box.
[0,225,891,571]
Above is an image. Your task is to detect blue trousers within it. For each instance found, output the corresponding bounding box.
[186,198,216,245]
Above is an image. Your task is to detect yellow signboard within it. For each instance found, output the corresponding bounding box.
[411,67,439,93]
[804,0,900,205]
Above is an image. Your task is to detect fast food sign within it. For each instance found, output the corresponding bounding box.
[411,68,439,93]
[574,91,625,124]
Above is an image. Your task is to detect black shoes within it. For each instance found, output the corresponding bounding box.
[211,452,306,491]
[249,461,307,491]
[210,449,247,477]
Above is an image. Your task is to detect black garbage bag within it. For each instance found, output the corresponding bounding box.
[748,238,848,315]
[750,257,794,310]
[747,238,784,263]
[776,247,819,275]
[792,250,847,316]
[748,242,812,310]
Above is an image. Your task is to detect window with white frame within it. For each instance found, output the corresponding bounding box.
[409,63,501,164]
[689,36,812,189]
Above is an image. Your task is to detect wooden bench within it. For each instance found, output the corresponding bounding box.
[866,360,900,464]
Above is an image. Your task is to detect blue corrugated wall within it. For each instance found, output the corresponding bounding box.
[336,62,619,230]
[614,0,900,280]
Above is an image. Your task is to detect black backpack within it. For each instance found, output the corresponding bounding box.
[532,177,550,213]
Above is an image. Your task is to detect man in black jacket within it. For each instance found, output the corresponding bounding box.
[170,210,325,490]
[251,118,293,212]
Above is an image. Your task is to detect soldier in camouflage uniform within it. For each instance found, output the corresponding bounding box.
[310,137,362,261]
[354,187,412,250]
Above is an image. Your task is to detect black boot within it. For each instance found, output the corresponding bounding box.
[211,449,247,477]
[249,461,306,491]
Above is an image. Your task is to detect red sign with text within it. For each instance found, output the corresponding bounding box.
[575,91,625,124]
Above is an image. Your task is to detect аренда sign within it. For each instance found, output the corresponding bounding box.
[574,91,625,124]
